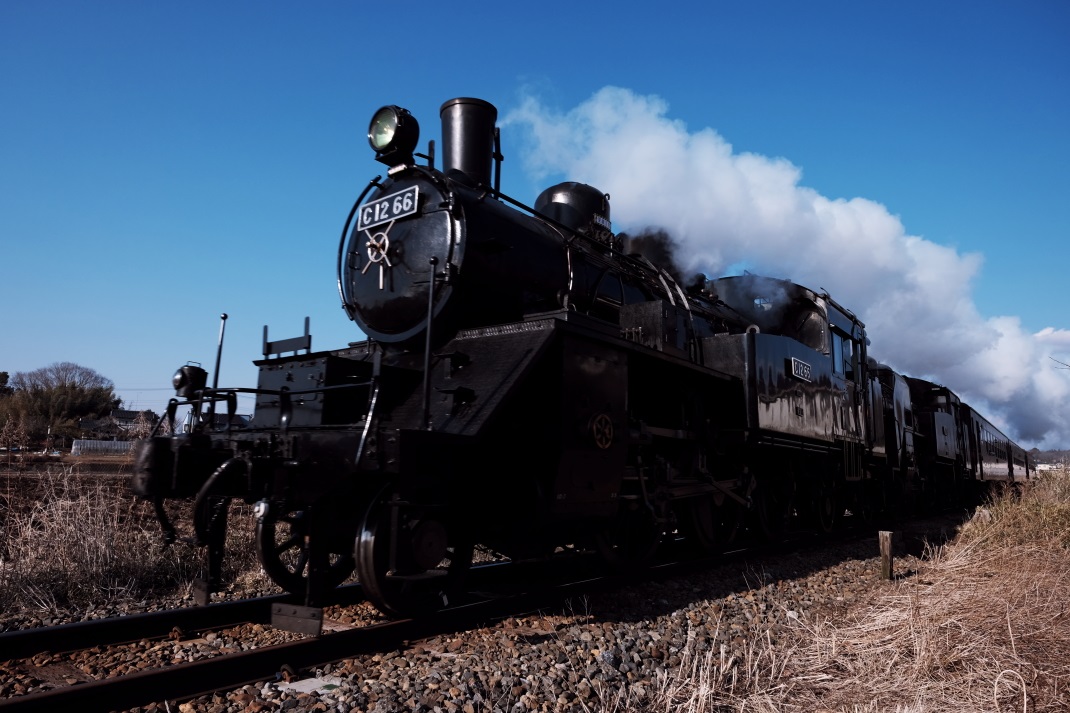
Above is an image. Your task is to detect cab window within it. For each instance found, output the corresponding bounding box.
[842,337,855,380]
[831,332,855,379]
[589,272,623,321]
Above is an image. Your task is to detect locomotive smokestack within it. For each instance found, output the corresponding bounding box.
[440,97,497,187]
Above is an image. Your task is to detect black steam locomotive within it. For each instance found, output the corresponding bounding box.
[133,97,1031,617]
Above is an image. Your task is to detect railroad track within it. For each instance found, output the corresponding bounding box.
[0,614,421,712]
[0,562,611,712]
[0,587,356,661]
[0,512,966,712]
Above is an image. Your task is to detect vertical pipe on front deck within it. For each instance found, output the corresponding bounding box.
[422,257,439,430]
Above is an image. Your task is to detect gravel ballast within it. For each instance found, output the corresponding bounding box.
[4,531,927,712]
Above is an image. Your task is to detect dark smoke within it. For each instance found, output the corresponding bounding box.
[620,229,686,285]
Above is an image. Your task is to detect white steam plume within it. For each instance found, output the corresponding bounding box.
[505,87,1070,447]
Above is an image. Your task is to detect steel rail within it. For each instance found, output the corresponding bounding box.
[0,585,365,660]
[0,571,606,713]
[0,617,420,713]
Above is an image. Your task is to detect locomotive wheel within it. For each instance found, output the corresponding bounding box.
[813,479,838,531]
[255,508,355,596]
[809,477,841,534]
[595,504,661,569]
[753,478,793,542]
[881,469,904,518]
[355,490,473,618]
[846,480,877,526]
[677,493,741,551]
[719,498,744,544]
[678,495,719,551]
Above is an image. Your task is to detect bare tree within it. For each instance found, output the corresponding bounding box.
[130,410,157,439]
[1,418,28,467]
[13,419,27,452]
[155,413,174,437]
[7,362,119,443]
[0,418,12,467]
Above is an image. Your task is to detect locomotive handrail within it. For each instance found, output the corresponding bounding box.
[337,165,457,326]
[478,182,716,318]
[819,288,866,330]
[355,380,380,467]
[422,256,440,430]
[477,182,680,281]
[186,382,374,401]
[479,183,596,251]
[336,176,382,320]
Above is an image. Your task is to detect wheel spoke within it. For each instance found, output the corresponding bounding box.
[291,551,308,575]
[255,508,354,595]
[273,533,303,556]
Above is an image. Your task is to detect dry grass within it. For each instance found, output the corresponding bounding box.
[0,467,264,619]
[627,472,1070,712]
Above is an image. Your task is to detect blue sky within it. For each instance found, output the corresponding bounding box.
[2,2,1068,445]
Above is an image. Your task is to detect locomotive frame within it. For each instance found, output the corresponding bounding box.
[133,97,1032,618]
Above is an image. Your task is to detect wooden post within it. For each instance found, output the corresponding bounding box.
[880,530,895,580]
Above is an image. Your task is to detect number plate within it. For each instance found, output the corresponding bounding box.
[790,357,813,382]
[357,186,419,231]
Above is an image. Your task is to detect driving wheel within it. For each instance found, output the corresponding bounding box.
[811,476,841,534]
[355,487,473,618]
[595,503,662,569]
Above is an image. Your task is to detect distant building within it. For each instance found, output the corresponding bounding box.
[179,412,250,433]
[79,409,250,439]
[72,410,250,455]
[71,439,134,456]
[78,409,157,439]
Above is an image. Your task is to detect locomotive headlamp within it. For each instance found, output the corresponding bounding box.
[173,363,208,399]
[368,105,419,166]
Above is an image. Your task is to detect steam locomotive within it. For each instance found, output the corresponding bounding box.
[132,97,1031,618]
